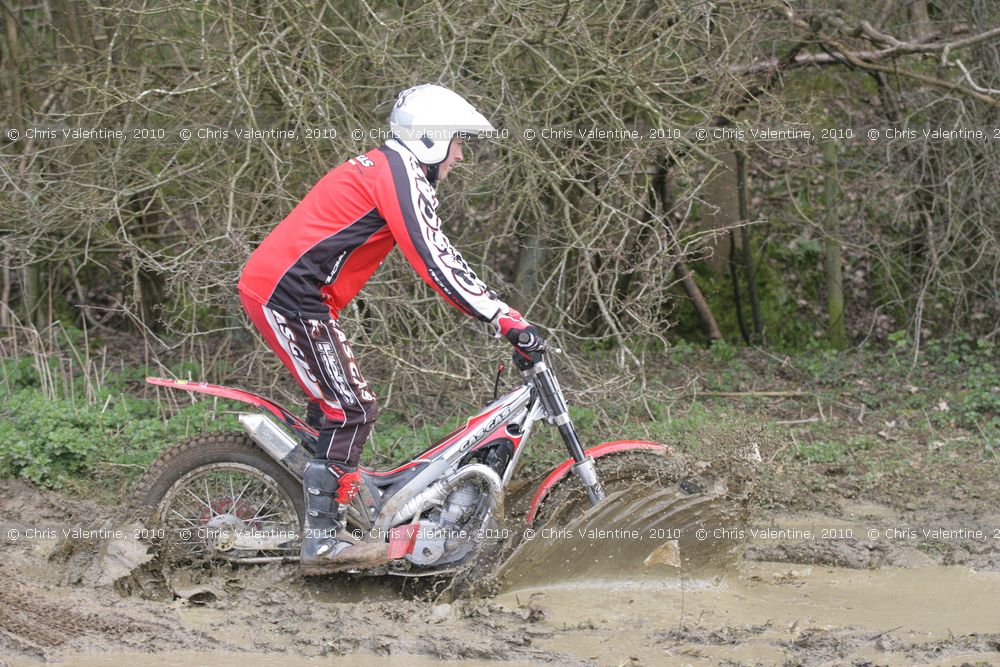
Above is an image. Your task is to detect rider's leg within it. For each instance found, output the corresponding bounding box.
[296,319,387,573]
[305,399,325,430]
[239,293,388,572]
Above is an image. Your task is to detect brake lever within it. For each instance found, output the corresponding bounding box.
[537,340,562,354]
[516,332,561,354]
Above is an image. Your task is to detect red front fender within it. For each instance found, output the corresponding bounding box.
[524,440,671,525]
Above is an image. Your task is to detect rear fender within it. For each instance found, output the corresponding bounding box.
[524,441,670,525]
[146,377,317,442]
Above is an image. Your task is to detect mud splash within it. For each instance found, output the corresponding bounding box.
[500,482,745,589]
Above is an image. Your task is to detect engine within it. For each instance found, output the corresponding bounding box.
[438,480,483,527]
[405,476,492,566]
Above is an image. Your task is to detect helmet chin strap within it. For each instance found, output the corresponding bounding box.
[390,133,445,185]
[424,136,455,186]
[426,163,440,185]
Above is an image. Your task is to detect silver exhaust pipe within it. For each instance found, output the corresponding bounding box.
[389,463,503,526]
[238,413,311,478]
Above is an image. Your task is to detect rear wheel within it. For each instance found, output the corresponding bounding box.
[134,432,304,563]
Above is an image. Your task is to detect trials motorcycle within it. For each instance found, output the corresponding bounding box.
[136,347,700,576]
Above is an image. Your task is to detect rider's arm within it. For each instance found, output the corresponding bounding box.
[374,145,511,323]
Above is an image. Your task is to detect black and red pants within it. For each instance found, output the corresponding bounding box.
[240,292,377,467]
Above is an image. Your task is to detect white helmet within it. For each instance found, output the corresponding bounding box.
[389,84,495,165]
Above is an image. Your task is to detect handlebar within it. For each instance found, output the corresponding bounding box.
[511,344,561,371]
[515,331,561,354]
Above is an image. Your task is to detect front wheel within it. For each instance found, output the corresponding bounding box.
[133,432,304,563]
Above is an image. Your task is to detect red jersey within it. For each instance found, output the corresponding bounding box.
[238,140,509,322]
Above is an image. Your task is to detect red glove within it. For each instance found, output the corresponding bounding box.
[495,309,545,356]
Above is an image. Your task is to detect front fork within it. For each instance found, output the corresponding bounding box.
[522,358,606,506]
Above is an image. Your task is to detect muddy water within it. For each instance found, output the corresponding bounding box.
[493,486,993,664]
[498,564,1000,665]
[15,564,996,667]
[493,486,1000,665]
[9,652,544,667]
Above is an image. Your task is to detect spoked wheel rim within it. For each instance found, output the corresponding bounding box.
[155,462,300,562]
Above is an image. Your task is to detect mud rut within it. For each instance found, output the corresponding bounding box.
[2,455,1000,667]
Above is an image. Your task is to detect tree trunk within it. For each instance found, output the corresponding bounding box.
[908,0,933,39]
[514,224,543,308]
[24,264,40,328]
[823,142,847,349]
[1,261,9,329]
[1,2,22,119]
[729,228,750,343]
[676,261,723,342]
[736,151,763,341]
[700,151,741,275]
[657,165,723,342]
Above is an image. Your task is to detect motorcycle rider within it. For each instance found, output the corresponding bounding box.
[238,84,544,574]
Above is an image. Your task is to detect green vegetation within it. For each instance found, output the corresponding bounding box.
[0,355,240,488]
[3,331,995,513]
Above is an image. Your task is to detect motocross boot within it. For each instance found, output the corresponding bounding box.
[299,460,390,576]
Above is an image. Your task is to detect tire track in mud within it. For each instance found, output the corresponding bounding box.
[0,571,144,648]
[0,559,589,665]
[0,481,209,661]
[1,536,587,665]
[0,560,218,661]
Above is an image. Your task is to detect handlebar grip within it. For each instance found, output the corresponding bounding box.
[517,331,533,345]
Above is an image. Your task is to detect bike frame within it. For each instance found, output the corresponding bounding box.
[147,352,665,549]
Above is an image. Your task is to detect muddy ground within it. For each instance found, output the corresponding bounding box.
[3,463,1000,667]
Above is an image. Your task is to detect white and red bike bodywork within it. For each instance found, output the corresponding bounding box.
[147,352,668,575]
